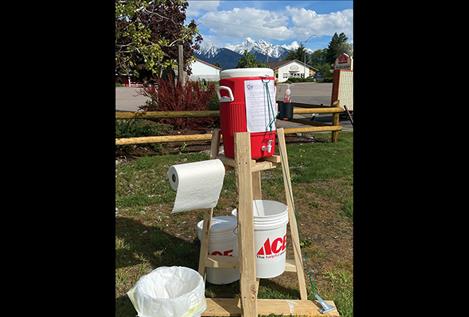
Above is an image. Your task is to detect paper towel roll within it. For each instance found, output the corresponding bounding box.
[167,159,225,213]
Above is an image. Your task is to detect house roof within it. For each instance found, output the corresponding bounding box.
[267,59,318,71]
[194,57,222,70]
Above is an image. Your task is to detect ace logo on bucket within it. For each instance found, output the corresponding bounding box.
[210,249,233,256]
[257,235,287,258]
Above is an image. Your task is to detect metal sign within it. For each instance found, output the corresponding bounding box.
[334,53,353,70]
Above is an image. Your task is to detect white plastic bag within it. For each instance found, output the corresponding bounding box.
[127,266,207,317]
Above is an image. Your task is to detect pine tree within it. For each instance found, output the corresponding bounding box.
[284,43,309,63]
[325,32,352,65]
[237,50,262,68]
[308,49,327,68]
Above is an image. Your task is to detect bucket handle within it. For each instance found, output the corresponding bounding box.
[217,86,234,102]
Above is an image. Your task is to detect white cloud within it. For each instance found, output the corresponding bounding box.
[197,6,353,45]
[186,0,220,17]
[286,7,353,39]
[200,7,293,40]
[281,41,300,50]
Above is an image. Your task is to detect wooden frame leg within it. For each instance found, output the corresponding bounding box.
[210,128,221,159]
[198,129,221,279]
[252,171,262,296]
[252,171,262,200]
[235,132,257,317]
[198,208,214,280]
[277,128,308,300]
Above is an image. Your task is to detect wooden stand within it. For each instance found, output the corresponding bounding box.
[199,128,339,316]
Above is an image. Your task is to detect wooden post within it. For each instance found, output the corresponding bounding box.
[277,128,308,300]
[331,100,341,142]
[178,44,185,86]
[234,132,257,317]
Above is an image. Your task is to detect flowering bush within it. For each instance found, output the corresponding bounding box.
[140,76,218,130]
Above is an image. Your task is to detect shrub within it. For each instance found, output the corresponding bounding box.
[208,91,220,111]
[116,119,173,138]
[285,77,317,84]
[140,76,217,130]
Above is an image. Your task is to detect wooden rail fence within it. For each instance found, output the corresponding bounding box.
[116,103,344,145]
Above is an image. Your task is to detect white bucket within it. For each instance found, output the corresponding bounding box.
[196,216,240,285]
[232,200,289,279]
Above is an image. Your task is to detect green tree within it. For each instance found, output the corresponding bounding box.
[284,43,309,63]
[325,32,352,65]
[115,0,202,82]
[308,49,327,68]
[237,50,264,68]
[316,63,333,82]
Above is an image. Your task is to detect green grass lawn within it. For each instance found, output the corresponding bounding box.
[116,132,353,317]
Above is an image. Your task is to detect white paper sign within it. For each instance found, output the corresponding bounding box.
[244,80,276,132]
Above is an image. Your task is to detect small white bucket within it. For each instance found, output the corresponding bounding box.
[196,216,240,285]
[232,200,289,279]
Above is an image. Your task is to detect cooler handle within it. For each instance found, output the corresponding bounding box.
[217,86,234,102]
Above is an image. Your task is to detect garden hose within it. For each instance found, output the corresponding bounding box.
[262,79,276,131]
[307,270,318,296]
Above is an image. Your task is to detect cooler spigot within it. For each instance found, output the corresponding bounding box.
[267,140,273,153]
[261,140,273,153]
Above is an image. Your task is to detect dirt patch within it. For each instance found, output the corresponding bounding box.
[259,180,352,294]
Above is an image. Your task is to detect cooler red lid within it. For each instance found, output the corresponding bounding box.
[220,68,274,79]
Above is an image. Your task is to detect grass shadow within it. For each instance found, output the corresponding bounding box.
[258,278,300,299]
[116,216,199,270]
[116,295,135,317]
[116,217,200,317]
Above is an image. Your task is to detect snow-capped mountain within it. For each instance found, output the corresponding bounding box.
[195,47,243,69]
[195,41,221,58]
[225,37,288,58]
[194,38,313,69]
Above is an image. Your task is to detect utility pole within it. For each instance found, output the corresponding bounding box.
[303,51,306,79]
[302,34,316,78]
[178,44,185,85]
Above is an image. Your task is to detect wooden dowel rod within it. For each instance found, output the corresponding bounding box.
[115,107,343,119]
[116,110,220,119]
[293,107,343,114]
[115,126,342,145]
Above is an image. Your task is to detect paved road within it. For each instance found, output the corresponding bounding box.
[276,82,332,105]
[116,87,150,111]
[116,82,333,111]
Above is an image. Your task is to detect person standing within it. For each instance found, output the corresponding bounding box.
[283,84,292,104]
[282,84,292,120]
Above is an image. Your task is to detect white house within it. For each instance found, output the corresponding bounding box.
[188,58,221,82]
[267,59,317,83]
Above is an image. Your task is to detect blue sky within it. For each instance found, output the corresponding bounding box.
[186,1,353,51]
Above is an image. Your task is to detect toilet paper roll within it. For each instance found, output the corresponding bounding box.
[167,159,225,213]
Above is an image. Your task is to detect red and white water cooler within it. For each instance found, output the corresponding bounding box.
[217,68,277,159]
